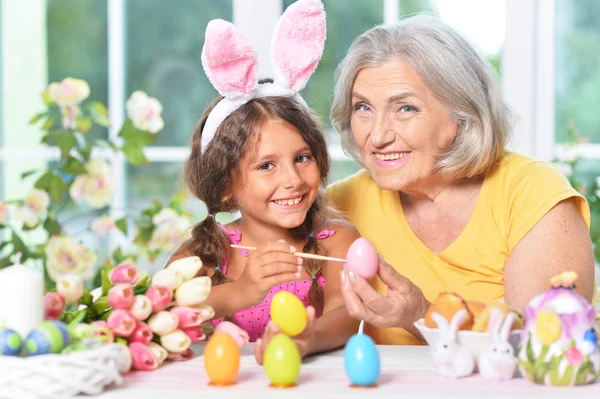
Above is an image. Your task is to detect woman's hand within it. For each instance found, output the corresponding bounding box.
[340,255,429,332]
[254,306,317,365]
[234,240,302,308]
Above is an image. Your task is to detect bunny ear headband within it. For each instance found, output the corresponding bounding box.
[200,0,326,152]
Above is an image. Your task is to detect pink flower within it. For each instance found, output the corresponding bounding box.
[129,342,159,371]
[110,263,138,285]
[107,283,135,310]
[145,285,173,313]
[214,321,250,348]
[130,322,153,344]
[90,321,114,343]
[107,309,137,337]
[147,311,179,336]
[130,295,153,321]
[182,327,206,342]
[44,292,65,319]
[564,346,584,366]
[170,306,211,328]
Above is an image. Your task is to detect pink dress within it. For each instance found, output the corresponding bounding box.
[209,228,335,342]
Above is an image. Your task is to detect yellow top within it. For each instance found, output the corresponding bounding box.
[327,152,590,345]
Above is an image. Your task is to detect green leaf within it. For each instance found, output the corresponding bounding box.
[41,90,54,106]
[34,171,65,204]
[41,115,56,131]
[76,115,93,134]
[74,132,91,161]
[91,296,109,316]
[101,269,112,296]
[94,139,118,151]
[121,143,148,166]
[87,101,110,127]
[58,132,76,159]
[525,334,535,364]
[29,111,48,125]
[62,156,86,176]
[575,363,591,385]
[41,130,67,146]
[112,247,129,264]
[11,232,29,256]
[558,364,575,386]
[115,217,128,235]
[20,169,38,179]
[134,228,153,245]
[100,309,114,321]
[169,192,187,212]
[133,274,149,289]
[43,216,61,236]
[0,257,14,269]
[134,285,150,295]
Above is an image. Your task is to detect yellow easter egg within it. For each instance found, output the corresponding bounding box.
[204,332,240,385]
[270,291,307,336]
[264,333,301,387]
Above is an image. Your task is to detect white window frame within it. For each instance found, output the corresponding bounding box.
[3,0,599,208]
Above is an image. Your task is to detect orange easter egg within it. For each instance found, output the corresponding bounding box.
[204,332,240,385]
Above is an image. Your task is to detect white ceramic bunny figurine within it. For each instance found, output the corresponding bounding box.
[430,309,475,378]
[478,309,518,381]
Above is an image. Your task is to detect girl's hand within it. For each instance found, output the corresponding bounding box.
[234,240,302,307]
[254,306,317,365]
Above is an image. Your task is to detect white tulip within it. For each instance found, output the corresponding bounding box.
[167,256,202,281]
[147,311,179,336]
[160,329,191,354]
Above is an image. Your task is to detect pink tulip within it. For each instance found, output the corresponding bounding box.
[129,342,159,371]
[182,327,206,342]
[130,322,153,344]
[130,295,153,321]
[146,342,168,365]
[107,309,137,337]
[145,285,173,313]
[170,306,211,328]
[44,292,65,319]
[565,347,584,366]
[90,320,114,343]
[214,321,250,348]
[167,348,194,362]
[107,283,135,310]
[110,263,139,285]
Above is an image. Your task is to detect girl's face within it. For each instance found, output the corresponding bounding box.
[232,118,321,230]
[350,59,458,191]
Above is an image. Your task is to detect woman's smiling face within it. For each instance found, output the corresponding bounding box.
[350,59,459,191]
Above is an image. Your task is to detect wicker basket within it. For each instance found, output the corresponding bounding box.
[0,344,128,399]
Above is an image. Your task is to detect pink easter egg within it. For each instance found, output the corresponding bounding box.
[345,238,378,279]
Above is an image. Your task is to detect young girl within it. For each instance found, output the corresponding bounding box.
[169,0,361,363]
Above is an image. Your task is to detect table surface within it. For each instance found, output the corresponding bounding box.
[97,343,600,398]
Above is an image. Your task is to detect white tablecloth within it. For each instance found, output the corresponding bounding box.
[97,343,600,398]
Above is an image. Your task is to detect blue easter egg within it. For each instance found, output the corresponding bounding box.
[25,321,71,356]
[0,328,22,356]
[344,333,380,386]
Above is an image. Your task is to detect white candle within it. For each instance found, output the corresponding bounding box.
[0,262,45,338]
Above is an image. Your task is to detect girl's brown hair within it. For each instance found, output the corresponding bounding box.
[184,90,335,312]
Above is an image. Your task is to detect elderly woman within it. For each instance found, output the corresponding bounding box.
[328,15,595,345]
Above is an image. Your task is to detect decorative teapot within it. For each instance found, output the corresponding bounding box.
[518,272,599,386]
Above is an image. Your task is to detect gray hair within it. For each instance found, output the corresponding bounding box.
[330,14,512,179]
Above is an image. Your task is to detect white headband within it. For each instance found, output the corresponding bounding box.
[199,0,326,152]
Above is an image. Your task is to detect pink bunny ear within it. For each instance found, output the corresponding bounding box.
[201,19,258,98]
[271,0,326,91]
